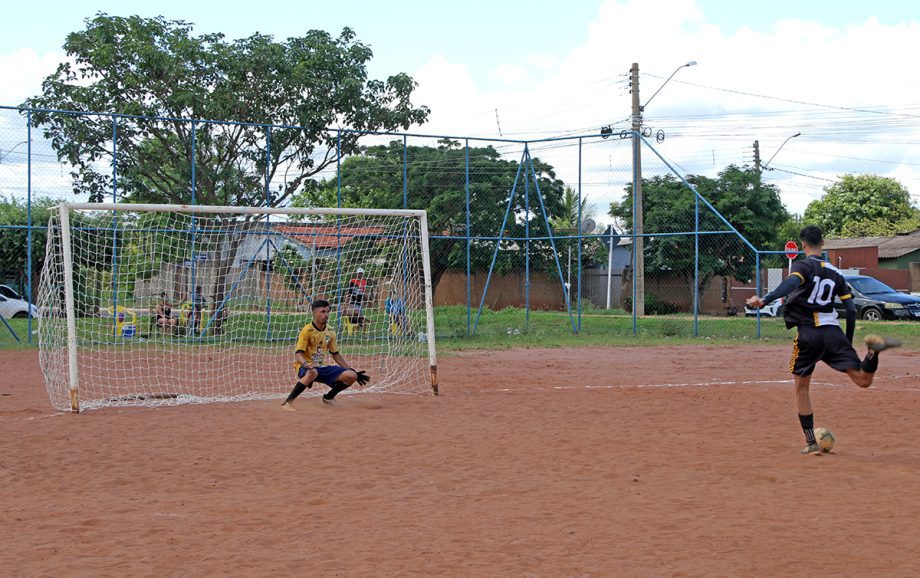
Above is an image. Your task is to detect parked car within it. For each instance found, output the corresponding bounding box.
[0,285,41,320]
[836,274,920,321]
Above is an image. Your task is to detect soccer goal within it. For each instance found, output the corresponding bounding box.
[38,203,438,412]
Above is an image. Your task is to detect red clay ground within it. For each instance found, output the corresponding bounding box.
[2,344,919,577]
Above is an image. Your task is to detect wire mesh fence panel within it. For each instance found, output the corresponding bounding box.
[3,106,807,346]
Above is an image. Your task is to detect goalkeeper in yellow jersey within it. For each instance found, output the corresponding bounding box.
[281,299,370,410]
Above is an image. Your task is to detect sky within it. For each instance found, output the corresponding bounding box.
[2,0,920,229]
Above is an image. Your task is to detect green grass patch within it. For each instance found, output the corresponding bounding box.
[3,306,917,351]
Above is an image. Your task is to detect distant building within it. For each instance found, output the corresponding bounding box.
[823,229,920,293]
[823,229,920,271]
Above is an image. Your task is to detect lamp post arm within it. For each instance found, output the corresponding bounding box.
[641,61,697,111]
[764,132,801,170]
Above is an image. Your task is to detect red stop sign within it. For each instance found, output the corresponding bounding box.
[784,241,798,259]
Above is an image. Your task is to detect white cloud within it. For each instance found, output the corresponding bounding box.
[490,63,529,86]
[0,48,63,107]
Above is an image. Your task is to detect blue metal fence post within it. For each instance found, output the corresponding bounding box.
[473,150,527,334]
[525,149,576,333]
[265,126,272,341]
[26,110,33,342]
[465,138,471,336]
[111,115,119,337]
[336,131,342,208]
[576,137,583,333]
[190,120,198,338]
[403,134,408,209]
[693,190,699,336]
[755,251,762,338]
[524,144,531,330]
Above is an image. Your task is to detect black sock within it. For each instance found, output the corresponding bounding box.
[323,381,351,401]
[284,383,307,404]
[861,352,879,374]
[799,413,816,444]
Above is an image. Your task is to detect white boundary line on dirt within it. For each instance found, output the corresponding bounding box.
[486,376,920,394]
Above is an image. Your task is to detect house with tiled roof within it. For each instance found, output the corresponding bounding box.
[823,229,920,293]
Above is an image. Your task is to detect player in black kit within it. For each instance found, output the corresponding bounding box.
[746,225,900,455]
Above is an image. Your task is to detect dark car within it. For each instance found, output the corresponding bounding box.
[835,274,920,321]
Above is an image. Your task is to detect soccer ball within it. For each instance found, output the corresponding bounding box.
[814,427,836,453]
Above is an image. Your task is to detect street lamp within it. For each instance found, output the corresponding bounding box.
[630,60,696,317]
[763,132,801,171]
[641,61,698,112]
[0,141,28,163]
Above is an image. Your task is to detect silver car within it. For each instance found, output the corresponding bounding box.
[0,285,40,320]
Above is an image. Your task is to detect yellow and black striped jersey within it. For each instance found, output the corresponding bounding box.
[783,256,852,329]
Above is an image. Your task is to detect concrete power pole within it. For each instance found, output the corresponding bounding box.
[630,62,645,316]
[753,140,761,172]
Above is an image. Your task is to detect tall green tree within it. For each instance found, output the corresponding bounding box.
[610,165,789,310]
[25,14,429,331]
[804,174,917,237]
[26,13,429,206]
[293,140,568,291]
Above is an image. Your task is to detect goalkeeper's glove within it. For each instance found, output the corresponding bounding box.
[353,370,370,386]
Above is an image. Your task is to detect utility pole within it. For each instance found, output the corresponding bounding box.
[630,62,645,316]
[753,140,761,172]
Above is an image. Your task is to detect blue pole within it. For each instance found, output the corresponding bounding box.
[265,126,272,341]
[190,121,198,337]
[525,149,576,333]
[465,138,471,336]
[26,111,33,342]
[576,137,582,333]
[336,131,342,208]
[693,192,699,336]
[755,251,762,338]
[111,116,119,337]
[473,150,526,334]
[524,144,530,331]
[403,134,408,209]
[334,131,343,335]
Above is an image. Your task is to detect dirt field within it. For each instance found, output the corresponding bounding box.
[2,344,919,577]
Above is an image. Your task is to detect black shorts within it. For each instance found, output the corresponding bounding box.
[789,325,861,377]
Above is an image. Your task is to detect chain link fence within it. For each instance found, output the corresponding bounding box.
[1,105,791,344]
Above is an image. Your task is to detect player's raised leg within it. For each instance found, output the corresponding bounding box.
[845,334,902,389]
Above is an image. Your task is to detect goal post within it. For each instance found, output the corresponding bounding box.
[38,203,438,412]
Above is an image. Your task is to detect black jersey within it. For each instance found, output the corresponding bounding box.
[782,256,852,329]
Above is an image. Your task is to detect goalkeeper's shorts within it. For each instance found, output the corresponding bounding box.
[300,364,348,386]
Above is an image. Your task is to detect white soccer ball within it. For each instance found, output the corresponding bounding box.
[814,427,836,453]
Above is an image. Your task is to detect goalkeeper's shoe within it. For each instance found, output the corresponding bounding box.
[864,335,902,354]
[321,397,336,407]
[800,442,822,455]
[281,401,296,412]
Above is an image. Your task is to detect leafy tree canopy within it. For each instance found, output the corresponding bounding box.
[803,174,917,237]
[25,13,430,206]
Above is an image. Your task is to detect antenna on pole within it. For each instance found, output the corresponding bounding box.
[494,109,503,137]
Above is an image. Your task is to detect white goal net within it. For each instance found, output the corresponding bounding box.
[38,203,438,412]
